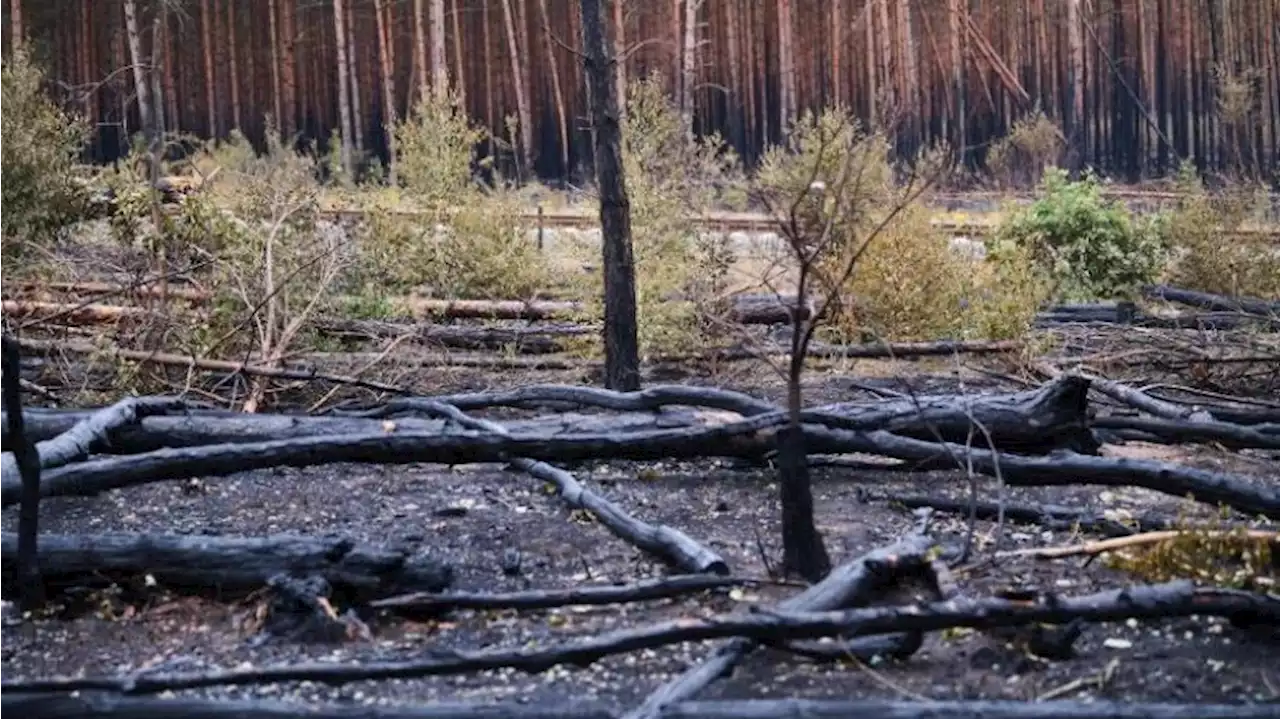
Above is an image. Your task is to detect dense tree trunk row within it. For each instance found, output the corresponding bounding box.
[6,0,1279,180]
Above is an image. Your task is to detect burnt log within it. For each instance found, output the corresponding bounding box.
[373,574,752,613]
[0,694,613,719]
[0,396,191,478]
[867,493,1175,537]
[402,294,813,325]
[1,408,735,456]
[663,699,1280,719]
[0,532,454,601]
[315,319,593,354]
[1090,414,1280,450]
[626,534,937,719]
[1142,284,1280,317]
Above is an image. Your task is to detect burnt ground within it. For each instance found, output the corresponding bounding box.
[3,360,1279,712]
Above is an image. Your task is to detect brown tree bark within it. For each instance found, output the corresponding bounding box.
[451,0,467,109]
[776,0,795,130]
[430,0,448,100]
[269,0,282,132]
[123,0,152,141]
[281,0,297,139]
[538,0,571,173]
[227,0,241,132]
[333,0,354,176]
[612,0,627,116]
[501,0,534,177]
[200,0,217,137]
[347,0,364,154]
[680,0,700,139]
[373,0,398,183]
[8,0,22,56]
[1066,0,1085,170]
[413,0,428,103]
[580,0,640,391]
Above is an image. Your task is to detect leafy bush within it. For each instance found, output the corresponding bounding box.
[994,167,1167,302]
[1,54,89,263]
[565,75,746,358]
[349,93,553,302]
[1160,162,1280,299]
[986,111,1064,189]
[752,108,1047,342]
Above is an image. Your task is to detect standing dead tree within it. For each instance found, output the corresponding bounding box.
[580,0,641,391]
[750,113,948,581]
[1,334,42,611]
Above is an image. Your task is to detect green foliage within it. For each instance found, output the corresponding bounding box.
[994,167,1168,302]
[1,54,89,263]
[393,92,486,208]
[350,93,552,302]
[986,111,1064,189]
[565,75,746,359]
[1160,162,1280,299]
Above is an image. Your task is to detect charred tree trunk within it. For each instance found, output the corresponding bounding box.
[1,336,42,612]
[581,0,640,392]
[538,0,571,174]
[269,0,283,132]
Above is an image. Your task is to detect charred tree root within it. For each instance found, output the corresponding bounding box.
[0,532,454,602]
[10,581,1273,698]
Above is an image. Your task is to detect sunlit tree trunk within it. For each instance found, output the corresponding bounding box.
[430,0,448,100]
[347,0,364,154]
[776,0,795,130]
[501,0,534,176]
[413,0,428,103]
[612,0,626,117]
[680,0,700,139]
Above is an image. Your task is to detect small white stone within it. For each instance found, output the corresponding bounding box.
[1102,637,1133,649]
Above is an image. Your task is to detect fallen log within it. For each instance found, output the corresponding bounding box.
[8,406,1277,518]
[399,294,811,325]
[1,407,733,456]
[4,280,213,302]
[0,694,613,719]
[387,399,728,575]
[0,396,191,478]
[1142,284,1280,317]
[1090,414,1280,450]
[866,493,1174,537]
[0,532,454,601]
[662,699,1280,719]
[316,319,593,354]
[9,581,1275,697]
[626,534,937,719]
[0,300,155,325]
[373,574,754,613]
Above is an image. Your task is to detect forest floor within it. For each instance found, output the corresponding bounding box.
[3,360,1277,712]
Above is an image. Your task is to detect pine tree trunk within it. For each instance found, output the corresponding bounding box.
[9,0,22,56]
[269,0,282,132]
[725,0,743,150]
[501,0,534,177]
[949,0,965,159]
[228,0,241,132]
[1066,0,1085,171]
[451,0,467,109]
[430,0,448,100]
[373,0,398,184]
[830,0,842,106]
[413,0,428,104]
[580,0,640,392]
[483,0,495,156]
[201,0,217,137]
[333,0,354,177]
[538,0,571,173]
[612,0,626,117]
[347,0,364,154]
[281,0,298,139]
[776,0,795,130]
[681,0,699,139]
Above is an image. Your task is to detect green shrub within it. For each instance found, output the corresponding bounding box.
[994,167,1167,302]
[1160,162,1279,299]
[565,75,745,359]
[350,93,553,302]
[1,54,89,264]
[986,111,1064,189]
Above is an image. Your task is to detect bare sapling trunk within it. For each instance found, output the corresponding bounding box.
[753,118,947,581]
[2,335,42,612]
[580,0,641,391]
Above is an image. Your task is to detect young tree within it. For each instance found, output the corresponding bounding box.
[580,0,641,391]
[752,110,945,581]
